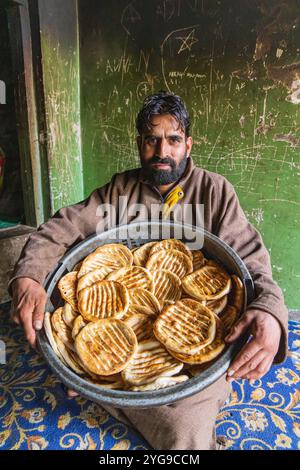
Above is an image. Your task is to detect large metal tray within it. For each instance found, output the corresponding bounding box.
[37,220,254,408]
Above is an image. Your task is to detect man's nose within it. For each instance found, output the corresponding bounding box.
[156,138,170,158]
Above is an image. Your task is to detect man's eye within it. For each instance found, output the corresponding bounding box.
[146,137,157,145]
[169,137,180,143]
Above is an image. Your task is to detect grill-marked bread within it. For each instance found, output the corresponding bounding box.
[75,319,138,375]
[151,269,182,308]
[167,317,225,364]
[146,249,193,279]
[78,243,133,278]
[106,266,154,292]
[121,339,184,385]
[153,299,216,355]
[182,265,231,301]
[78,280,129,321]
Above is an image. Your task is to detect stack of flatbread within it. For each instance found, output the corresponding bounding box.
[44,239,244,392]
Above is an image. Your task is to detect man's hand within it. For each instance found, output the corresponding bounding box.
[10,277,47,348]
[225,309,282,382]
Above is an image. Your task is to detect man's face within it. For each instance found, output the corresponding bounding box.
[137,114,193,186]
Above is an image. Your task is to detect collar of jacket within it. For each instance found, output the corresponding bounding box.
[137,156,195,201]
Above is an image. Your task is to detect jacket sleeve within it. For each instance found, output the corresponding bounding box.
[8,180,114,295]
[213,176,288,364]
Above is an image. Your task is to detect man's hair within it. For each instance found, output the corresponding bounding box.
[136,91,190,137]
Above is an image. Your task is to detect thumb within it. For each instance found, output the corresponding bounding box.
[225,312,254,343]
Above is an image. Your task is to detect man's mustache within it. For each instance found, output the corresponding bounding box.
[147,156,176,169]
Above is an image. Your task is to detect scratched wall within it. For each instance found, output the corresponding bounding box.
[78,0,300,308]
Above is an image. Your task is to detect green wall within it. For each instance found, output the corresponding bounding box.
[38,0,300,308]
[78,0,300,309]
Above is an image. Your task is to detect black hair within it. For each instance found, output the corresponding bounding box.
[136,91,190,137]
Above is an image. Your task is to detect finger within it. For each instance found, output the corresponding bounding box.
[32,298,46,331]
[19,307,36,347]
[234,349,269,379]
[11,313,21,325]
[10,302,21,325]
[246,357,274,381]
[225,312,254,343]
[227,340,262,377]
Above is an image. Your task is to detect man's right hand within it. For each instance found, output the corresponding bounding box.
[10,277,47,348]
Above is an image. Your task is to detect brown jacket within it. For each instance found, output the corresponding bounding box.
[9,157,288,362]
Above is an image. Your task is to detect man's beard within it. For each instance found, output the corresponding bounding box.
[141,154,188,186]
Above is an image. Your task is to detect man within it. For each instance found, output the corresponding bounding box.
[9,91,287,450]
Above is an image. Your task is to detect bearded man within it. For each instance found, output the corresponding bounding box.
[9,91,287,450]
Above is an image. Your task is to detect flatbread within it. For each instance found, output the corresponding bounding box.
[78,280,129,321]
[146,249,193,279]
[153,298,216,355]
[121,339,184,386]
[182,265,231,301]
[106,266,154,292]
[75,319,138,375]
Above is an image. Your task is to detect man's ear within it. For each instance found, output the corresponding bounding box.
[186,136,193,156]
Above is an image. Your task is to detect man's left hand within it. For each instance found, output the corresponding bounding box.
[225,309,282,382]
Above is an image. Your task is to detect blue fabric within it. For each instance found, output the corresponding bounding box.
[0,302,299,450]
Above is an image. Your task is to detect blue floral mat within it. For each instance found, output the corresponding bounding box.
[0,302,299,450]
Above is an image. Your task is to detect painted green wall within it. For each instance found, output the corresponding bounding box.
[78,0,300,308]
[38,0,84,212]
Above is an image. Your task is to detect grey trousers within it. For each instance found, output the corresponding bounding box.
[100,374,232,450]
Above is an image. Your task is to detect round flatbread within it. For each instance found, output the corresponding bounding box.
[124,313,156,342]
[151,269,182,309]
[78,280,129,322]
[146,249,193,279]
[62,302,78,327]
[51,307,75,350]
[182,265,231,301]
[167,317,225,364]
[121,339,184,386]
[77,267,113,293]
[128,375,189,391]
[192,250,205,271]
[132,241,157,266]
[57,271,79,311]
[106,266,154,292]
[149,239,193,260]
[219,305,239,334]
[128,288,161,315]
[75,319,138,375]
[228,275,244,313]
[78,243,133,278]
[206,295,228,315]
[153,298,216,355]
[71,315,88,340]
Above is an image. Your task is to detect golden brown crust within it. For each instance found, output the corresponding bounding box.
[128,288,161,315]
[121,339,184,385]
[167,317,225,364]
[75,319,138,375]
[151,269,182,309]
[149,239,193,260]
[132,241,157,266]
[182,265,231,301]
[58,271,79,311]
[78,280,129,322]
[78,244,133,278]
[153,299,216,355]
[51,307,75,350]
[146,249,193,279]
[192,250,205,271]
[106,266,154,292]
